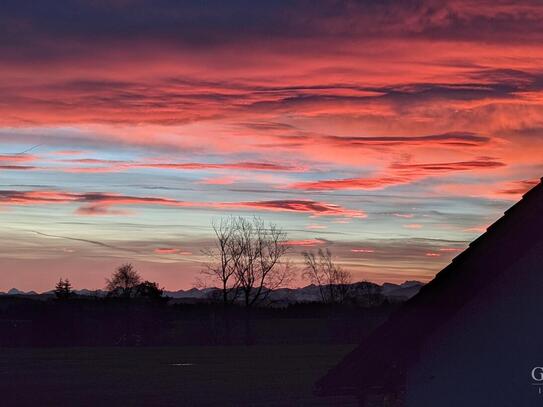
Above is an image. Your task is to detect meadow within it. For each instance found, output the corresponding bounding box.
[0,344,357,406]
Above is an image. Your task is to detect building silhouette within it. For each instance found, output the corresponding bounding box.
[317,178,543,406]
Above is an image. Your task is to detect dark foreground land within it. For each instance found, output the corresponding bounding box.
[0,344,357,406]
[0,296,394,405]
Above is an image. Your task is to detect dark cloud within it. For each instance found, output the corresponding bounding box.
[0,165,37,170]
[323,132,490,147]
[4,2,543,42]
[391,159,506,171]
[497,179,540,195]
[243,200,366,217]
[3,0,543,65]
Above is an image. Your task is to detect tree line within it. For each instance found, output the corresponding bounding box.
[54,216,374,306]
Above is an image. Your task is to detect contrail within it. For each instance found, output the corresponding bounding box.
[14,228,208,264]
[26,230,142,254]
[17,144,43,155]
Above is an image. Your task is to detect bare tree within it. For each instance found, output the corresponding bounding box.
[106,263,142,297]
[201,217,240,305]
[232,217,293,307]
[302,248,352,304]
[202,217,293,307]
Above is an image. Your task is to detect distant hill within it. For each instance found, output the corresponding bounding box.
[0,281,424,304]
[381,281,424,300]
[166,280,424,305]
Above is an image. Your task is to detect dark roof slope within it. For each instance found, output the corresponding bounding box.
[317,177,543,396]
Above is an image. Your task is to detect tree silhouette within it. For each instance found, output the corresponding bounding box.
[135,280,164,300]
[302,248,352,304]
[201,217,240,305]
[54,278,74,299]
[202,216,293,307]
[232,217,293,307]
[106,263,142,298]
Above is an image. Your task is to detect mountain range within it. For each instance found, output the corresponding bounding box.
[0,281,424,304]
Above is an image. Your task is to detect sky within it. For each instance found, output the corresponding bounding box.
[1,0,542,292]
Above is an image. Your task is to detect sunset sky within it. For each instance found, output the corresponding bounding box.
[1,0,542,291]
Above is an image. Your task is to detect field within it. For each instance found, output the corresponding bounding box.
[0,345,357,406]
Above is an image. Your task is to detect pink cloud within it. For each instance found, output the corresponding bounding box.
[135,162,306,172]
[288,175,413,191]
[287,158,507,191]
[404,223,423,229]
[42,159,307,175]
[464,226,488,233]
[351,248,375,253]
[393,213,414,219]
[286,238,328,247]
[0,190,365,219]
[74,206,135,216]
[306,224,327,230]
[198,176,238,185]
[154,248,192,255]
[0,154,37,163]
[58,166,129,174]
[51,150,86,156]
[497,179,540,195]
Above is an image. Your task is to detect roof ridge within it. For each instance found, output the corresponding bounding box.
[423,178,542,270]
[416,177,543,297]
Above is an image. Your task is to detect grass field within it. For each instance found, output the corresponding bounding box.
[0,345,357,406]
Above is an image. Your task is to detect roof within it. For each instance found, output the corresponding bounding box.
[316,177,543,396]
